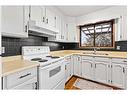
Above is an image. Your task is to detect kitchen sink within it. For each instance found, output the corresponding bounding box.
[82,52,109,56]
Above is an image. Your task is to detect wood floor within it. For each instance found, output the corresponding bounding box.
[65,76,122,90]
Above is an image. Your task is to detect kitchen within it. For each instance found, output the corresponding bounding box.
[1,5,127,90]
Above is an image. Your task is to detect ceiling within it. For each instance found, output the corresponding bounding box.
[55,6,112,17]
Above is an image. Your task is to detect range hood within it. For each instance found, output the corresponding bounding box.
[28,20,59,37]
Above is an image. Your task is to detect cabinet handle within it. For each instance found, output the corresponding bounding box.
[54,17,56,20]
[123,60,127,62]
[35,82,38,89]
[46,18,48,24]
[95,64,96,68]
[42,17,45,22]
[123,68,125,73]
[78,57,80,61]
[19,73,31,79]
[65,65,66,70]
[91,63,92,68]
[25,25,27,32]
[111,65,112,68]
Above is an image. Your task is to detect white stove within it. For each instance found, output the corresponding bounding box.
[22,46,64,67]
[22,46,65,89]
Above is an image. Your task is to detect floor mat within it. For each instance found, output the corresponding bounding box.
[73,78,113,90]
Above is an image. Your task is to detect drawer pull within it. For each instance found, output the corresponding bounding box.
[19,73,31,79]
[123,60,127,62]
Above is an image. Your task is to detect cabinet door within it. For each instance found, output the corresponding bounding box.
[67,23,77,42]
[2,6,28,38]
[73,55,81,76]
[111,63,125,88]
[94,62,108,83]
[45,8,56,28]
[120,15,127,41]
[30,6,42,27]
[65,62,71,81]
[125,67,127,89]
[82,60,93,79]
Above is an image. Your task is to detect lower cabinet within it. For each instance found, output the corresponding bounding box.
[82,60,94,80]
[2,67,38,90]
[111,63,125,88]
[94,61,109,84]
[73,55,81,76]
[65,56,73,81]
[65,55,127,89]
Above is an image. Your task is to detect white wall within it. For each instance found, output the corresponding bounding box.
[76,6,127,26]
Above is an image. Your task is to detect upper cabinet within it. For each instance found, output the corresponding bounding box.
[29,6,59,34]
[119,15,127,41]
[67,23,78,42]
[1,6,29,38]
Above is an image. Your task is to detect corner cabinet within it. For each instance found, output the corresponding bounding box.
[1,6,29,38]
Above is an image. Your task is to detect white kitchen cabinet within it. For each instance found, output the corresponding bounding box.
[111,63,125,88]
[30,6,43,27]
[65,56,73,81]
[67,23,78,42]
[30,6,59,34]
[3,67,38,89]
[73,55,81,76]
[125,66,127,89]
[1,6,28,38]
[119,15,127,41]
[94,61,109,84]
[45,8,56,29]
[82,59,94,80]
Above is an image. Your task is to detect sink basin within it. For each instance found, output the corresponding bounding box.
[82,52,109,56]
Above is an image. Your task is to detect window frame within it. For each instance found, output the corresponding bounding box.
[79,19,115,49]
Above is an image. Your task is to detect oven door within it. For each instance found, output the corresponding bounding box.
[39,59,65,89]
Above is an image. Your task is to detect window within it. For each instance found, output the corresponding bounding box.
[80,20,114,48]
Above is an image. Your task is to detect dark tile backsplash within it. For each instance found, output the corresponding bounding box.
[2,34,127,57]
[2,35,79,57]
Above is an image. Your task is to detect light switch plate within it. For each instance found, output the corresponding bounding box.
[116,46,120,50]
[2,47,5,54]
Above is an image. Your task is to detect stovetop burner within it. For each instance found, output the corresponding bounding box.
[46,55,60,59]
[51,56,60,58]
[38,59,48,62]
[31,58,42,61]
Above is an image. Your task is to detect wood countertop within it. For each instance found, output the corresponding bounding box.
[1,56,39,77]
[1,50,127,77]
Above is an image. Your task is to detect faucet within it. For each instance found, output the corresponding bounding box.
[93,47,97,54]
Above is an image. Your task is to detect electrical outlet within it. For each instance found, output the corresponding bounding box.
[2,47,5,54]
[116,46,120,50]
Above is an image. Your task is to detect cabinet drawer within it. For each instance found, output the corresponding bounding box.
[112,58,127,64]
[95,57,110,62]
[6,67,37,89]
[82,56,93,61]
